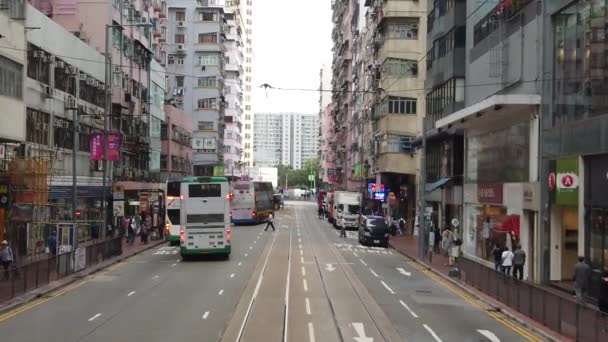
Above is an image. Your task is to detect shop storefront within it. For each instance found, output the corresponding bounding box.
[584,154,608,300]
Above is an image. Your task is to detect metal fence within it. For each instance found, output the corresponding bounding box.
[0,237,122,302]
[459,258,608,342]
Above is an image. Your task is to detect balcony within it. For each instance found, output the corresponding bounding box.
[374,153,418,175]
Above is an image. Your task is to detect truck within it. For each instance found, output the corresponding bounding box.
[333,191,362,230]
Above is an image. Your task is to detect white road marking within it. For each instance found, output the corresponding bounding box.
[399,300,419,318]
[127,291,136,297]
[370,269,380,278]
[352,322,372,342]
[153,275,159,279]
[230,273,235,278]
[397,268,411,277]
[202,311,210,319]
[477,330,500,342]
[300,250,303,256]
[359,259,367,266]
[302,266,306,276]
[249,246,253,250]
[238,262,242,266]
[325,263,336,272]
[283,226,293,342]
[353,252,359,257]
[218,289,224,295]
[303,279,308,292]
[244,253,248,257]
[300,257,304,263]
[381,280,395,294]
[308,322,316,342]
[298,238,301,243]
[254,240,257,244]
[423,324,443,342]
[171,263,177,267]
[88,313,101,322]
[305,297,311,315]
[176,259,181,262]
[299,244,302,249]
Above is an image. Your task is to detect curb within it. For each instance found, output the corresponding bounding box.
[388,240,565,342]
[0,239,165,316]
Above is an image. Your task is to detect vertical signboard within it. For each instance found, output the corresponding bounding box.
[556,158,578,206]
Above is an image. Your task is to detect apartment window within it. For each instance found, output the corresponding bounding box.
[161,123,168,139]
[199,12,216,21]
[168,55,175,64]
[245,124,251,129]
[197,98,217,109]
[245,134,250,139]
[198,76,217,87]
[78,125,92,152]
[381,96,417,115]
[199,54,219,65]
[386,19,419,39]
[175,34,185,44]
[198,33,218,44]
[198,121,214,131]
[175,11,185,21]
[176,57,184,65]
[226,132,233,139]
[26,108,50,145]
[176,76,184,87]
[1,55,23,99]
[245,114,251,120]
[53,117,74,150]
[382,58,418,77]
[245,76,251,82]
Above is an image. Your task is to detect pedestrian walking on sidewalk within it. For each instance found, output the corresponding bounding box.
[512,245,526,280]
[398,217,405,236]
[501,248,514,275]
[1,240,14,280]
[339,216,347,238]
[492,244,504,272]
[127,216,136,245]
[574,256,591,304]
[264,213,276,231]
[442,227,454,265]
[141,212,150,244]
[47,231,57,256]
[433,227,441,254]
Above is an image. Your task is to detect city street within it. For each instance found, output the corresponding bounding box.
[0,201,545,342]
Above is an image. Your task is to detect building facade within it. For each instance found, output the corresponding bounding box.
[161,104,193,181]
[253,113,319,170]
[236,0,254,168]
[166,0,225,177]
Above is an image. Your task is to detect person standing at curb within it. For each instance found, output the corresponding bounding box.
[339,215,347,238]
[574,256,591,304]
[501,247,514,275]
[512,245,526,280]
[1,240,14,280]
[264,212,276,231]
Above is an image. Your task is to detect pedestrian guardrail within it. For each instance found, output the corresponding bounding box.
[0,237,123,303]
[459,257,608,341]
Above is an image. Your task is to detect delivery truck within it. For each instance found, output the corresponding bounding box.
[333,191,362,230]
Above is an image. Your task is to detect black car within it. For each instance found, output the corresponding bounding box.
[358,216,390,248]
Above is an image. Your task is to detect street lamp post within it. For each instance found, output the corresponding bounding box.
[102,22,151,239]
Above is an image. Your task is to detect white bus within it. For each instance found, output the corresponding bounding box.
[180,176,231,259]
[230,180,274,224]
[164,180,182,245]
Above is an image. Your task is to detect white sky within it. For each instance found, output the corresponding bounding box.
[251,0,333,114]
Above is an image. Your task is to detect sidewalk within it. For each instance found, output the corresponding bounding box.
[0,237,165,315]
[389,235,572,342]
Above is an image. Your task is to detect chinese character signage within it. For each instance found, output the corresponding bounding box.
[89,132,122,161]
[477,183,503,204]
[213,165,225,176]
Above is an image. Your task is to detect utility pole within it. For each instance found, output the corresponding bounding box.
[418,118,428,261]
[70,97,78,251]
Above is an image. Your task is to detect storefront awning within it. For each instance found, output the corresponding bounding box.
[425,177,452,193]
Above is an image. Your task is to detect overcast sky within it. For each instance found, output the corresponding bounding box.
[251,0,333,114]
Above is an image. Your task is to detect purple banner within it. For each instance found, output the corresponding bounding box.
[89,132,122,161]
[90,133,103,161]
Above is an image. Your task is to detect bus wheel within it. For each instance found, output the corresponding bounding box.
[223,254,230,261]
[181,254,190,261]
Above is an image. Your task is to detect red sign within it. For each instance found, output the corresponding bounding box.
[477,183,503,204]
[548,172,556,191]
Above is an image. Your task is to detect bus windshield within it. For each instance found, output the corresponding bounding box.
[189,184,222,197]
[167,181,181,197]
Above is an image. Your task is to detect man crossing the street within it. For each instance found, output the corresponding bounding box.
[264,212,276,232]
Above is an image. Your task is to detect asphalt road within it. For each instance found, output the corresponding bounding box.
[0,201,545,342]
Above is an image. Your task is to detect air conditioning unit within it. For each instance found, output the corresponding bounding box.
[177,44,185,51]
[177,21,185,28]
[43,85,53,98]
[94,80,100,87]
[55,60,65,69]
[79,73,87,81]
[87,77,95,86]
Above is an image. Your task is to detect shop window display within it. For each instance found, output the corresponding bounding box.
[465,205,521,262]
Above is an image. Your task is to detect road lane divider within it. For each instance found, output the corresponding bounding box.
[399,300,419,318]
[230,273,236,278]
[305,297,311,315]
[477,329,500,342]
[127,291,136,297]
[88,313,102,322]
[218,289,224,295]
[308,322,316,342]
[301,266,306,276]
[203,311,210,320]
[423,324,443,342]
[369,269,380,278]
[359,259,367,266]
[380,280,395,294]
[303,279,308,292]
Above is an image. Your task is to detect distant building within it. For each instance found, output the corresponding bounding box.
[253,113,319,170]
[161,105,193,181]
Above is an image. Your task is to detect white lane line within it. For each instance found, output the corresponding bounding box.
[283,221,293,342]
[301,266,306,276]
[254,240,257,244]
[300,257,304,263]
[298,238,302,243]
[397,267,412,277]
[299,250,303,256]
[303,279,308,292]
[369,269,380,278]
[127,291,136,297]
[230,273,236,278]
[153,275,159,279]
[88,313,101,322]
[308,322,316,342]
[381,280,395,294]
[244,253,248,257]
[249,246,253,250]
[299,244,303,249]
[218,289,224,295]
[353,252,359,257]
[203,311,210,319]
[171,263,177,267]
[399,300,419,318]
[359,259,367,266]
[423,324,443,342]
[305,297,312,315]
[477,330,500,342]
[237,262,242,267]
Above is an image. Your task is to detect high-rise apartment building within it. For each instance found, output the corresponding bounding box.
[236,0,254,167]
[166,0,225,176]
[253,113,319,170]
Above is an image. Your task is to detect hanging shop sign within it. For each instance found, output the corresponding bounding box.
[90,132,122,161]
[555,158,578,206]
[106,132,122,161]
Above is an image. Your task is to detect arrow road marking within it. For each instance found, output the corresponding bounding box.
[423,324,443,342]
[477,330,500,342]
[326,263,336,272]
[352,322,373,342]
[396,268,411,277]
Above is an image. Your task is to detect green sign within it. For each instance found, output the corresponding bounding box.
[555,158,578,206]
[213,165,225,177]
[353,163,362,178]
[308,174,314,181]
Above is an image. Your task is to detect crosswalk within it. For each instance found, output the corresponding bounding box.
[153,246,180,255]
[333,242,393,255]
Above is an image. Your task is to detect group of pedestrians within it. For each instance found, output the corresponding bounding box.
[492,244,526,279]
[123,212,155,245]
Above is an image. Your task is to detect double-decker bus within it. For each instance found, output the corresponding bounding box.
[164,180,182,245]
[180,177,231,259]
[230,180,274,224]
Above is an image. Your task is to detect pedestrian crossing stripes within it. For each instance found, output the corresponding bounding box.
[153,246,180,255]
[333,242,393,255]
